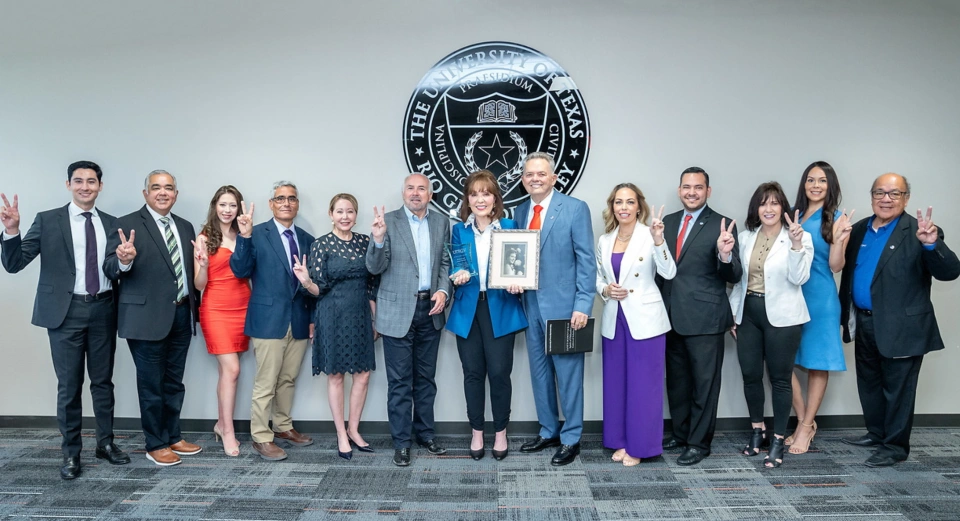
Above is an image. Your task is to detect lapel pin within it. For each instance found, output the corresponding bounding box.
[890,245,895,249]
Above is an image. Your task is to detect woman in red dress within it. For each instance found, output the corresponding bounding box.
[193,185,251,456]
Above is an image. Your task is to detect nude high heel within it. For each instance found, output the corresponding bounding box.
[214,424,240,457]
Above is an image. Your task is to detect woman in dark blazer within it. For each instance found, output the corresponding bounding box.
[446,170,527,461]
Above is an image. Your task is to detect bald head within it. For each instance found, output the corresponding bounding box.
[871,172,911,227]
[871,173,910,193]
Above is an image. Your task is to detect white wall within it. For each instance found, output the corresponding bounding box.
[1,0,958,425]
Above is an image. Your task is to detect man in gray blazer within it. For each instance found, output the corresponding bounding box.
[1,161,131,480]
[366,173,451,466]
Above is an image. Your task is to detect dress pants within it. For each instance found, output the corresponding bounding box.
[455,298,515,432]
[382,298,442,449]
[127,303,192,452]
[250,326,309,443]
[664,330,724,451]
[855,311,923,460]
[47,294,117,458]
[524,290,585,446]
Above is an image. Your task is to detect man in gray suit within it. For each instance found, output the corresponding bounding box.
[366,173,451,466]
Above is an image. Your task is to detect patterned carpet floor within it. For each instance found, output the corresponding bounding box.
[0,427,958,520]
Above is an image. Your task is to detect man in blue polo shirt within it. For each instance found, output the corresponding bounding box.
[838,173,959,467]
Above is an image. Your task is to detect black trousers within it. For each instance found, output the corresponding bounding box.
[47,294,118,458]
[382,298,442,449]
[736,295,802,436]
[455,298,516,432]
[127,303,192,452]
[664,330,724,451]
[855,311,923,460]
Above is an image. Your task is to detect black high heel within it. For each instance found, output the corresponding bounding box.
[470,447,485,460]
[492,447,508,461]
[764,437,785,468]
[348,436,374,453]
[743,427,769,457]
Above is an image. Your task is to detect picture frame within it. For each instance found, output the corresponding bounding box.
[487,229,540,290]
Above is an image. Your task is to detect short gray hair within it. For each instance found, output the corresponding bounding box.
[524,151,556,174]
[144,170,176,190]
[271,180,298,199]
[402,172,433,194]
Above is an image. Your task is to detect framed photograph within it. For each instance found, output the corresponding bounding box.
[488,229,540,290]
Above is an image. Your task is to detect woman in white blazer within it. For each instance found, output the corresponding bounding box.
[595,183,676,466]
[729,182,813,468]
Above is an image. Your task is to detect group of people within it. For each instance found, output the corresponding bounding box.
[1,154,956,480]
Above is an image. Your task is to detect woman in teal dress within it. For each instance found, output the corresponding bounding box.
[787,161,855,454]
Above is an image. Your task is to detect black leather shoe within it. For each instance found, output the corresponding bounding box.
[864,453,899,468]
[841,435,881,448]
[95,443,131,465]
[550,443,581,466]
[662,437,686,451]
[393,448,411,466]
[470,448,485,461]
[520,436,561,453]
[677,447,710,466]
[417,439,447,455]
[492,447,508,461]
[60,456,81,480]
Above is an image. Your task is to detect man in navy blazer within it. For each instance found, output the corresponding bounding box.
[231,181,315,461]
[512,152,596,466]
[1,161,131,479]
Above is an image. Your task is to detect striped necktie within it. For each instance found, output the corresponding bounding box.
[159,216,185,300]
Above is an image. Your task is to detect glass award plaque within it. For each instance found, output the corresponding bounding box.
[445,242,479,277]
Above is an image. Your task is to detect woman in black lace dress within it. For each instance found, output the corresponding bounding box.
[294,193,378,460]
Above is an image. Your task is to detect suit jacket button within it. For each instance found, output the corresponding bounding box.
[629,289,634,293]
[635,273,639,277]
[639,256,643,262]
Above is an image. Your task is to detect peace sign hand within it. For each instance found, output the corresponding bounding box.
[191,235,209,268]
[784,209,803,248]
[717,218,736,257]
[371,205,387,243]
[832,209,855,244]
[237,201,255,238]
[0,193,20,234]
[293,254,312,286]
[650,205,666,245]
[916,206,938,245]
[116,229,137,265]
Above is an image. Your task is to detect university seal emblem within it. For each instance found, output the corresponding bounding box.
[402,41,591,218]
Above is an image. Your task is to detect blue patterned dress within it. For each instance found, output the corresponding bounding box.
[795,208,846,371]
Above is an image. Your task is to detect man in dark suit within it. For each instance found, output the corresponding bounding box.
[105,170,201,467]
[512,152,596,467]
[366,173,451,467]
[1,161,131,479]
[657,167,742,466]
[231,181,315,461]
[839,173,959,467]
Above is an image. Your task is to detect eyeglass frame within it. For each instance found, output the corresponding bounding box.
[271,195,300,204]
[870,189,909,201]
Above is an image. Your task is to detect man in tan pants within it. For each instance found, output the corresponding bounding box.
[230,181,315,460]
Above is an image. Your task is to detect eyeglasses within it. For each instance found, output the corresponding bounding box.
[870,190,907,201]
[272,196,299,204]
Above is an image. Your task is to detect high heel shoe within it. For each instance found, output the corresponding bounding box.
[784,417,803,446]
[337,434,353,460]
[492,447,508,461]
[348,435,374,453]
[470,447,485,460]
[742,427,769,457]
[764,437,785,468]
[788,421,818,455]
[213,425,240,457]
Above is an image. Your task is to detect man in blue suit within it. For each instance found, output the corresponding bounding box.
[231,181,315,461]
[512,151,596,466]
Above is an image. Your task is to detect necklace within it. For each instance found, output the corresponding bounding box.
[616,232,633,242]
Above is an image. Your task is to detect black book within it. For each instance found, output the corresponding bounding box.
[545,318,595,355]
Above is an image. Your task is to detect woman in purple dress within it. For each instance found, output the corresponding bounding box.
[596,183,676,466]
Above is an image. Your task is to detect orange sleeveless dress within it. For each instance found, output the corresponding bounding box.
[199,247,251,354]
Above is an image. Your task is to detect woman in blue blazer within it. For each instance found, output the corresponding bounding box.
[446,170,527,461]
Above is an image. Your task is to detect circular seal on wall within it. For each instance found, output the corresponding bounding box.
[402,41,591,219]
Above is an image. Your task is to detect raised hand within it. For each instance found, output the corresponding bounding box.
[832,209,855,244]
[371,205,386,243]
[293,254,312,286]
[916,206,938,245]
[650,205,666,245]
[784,209,803,248]
[116,229,137,265]
[191,235,209,268]
[717,218,736,258]
[0,193,20,234]
[450,269,471,285]
[237,201,255,238]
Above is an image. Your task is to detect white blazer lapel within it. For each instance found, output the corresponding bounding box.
[619,226,649,284]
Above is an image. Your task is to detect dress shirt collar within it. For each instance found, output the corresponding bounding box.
[272,218,295,235]
[145,204,171,223]
[68,202,99,219]
[464,214,501,232]
[403,205,429,223]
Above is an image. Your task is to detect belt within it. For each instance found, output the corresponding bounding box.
[415,291,431,300]
[856,307,873,316]
[73,290,113,303]
[175,296,190,306]
[477,291,486,301]
[746,291,765,298]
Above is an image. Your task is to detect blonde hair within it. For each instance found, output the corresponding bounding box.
[602,183,650,233]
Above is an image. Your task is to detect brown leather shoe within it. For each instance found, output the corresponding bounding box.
[145,447,182,466]
[273,428,314,447]
[169,440,202,455]
[253,441,288,461]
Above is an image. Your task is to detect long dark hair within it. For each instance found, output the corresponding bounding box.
[794,161,842,243]
[200,185,244,254]
[745,182,791,232]
[459,170,505,222]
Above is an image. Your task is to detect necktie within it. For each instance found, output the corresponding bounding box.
[159,216,185,300]
[282,229,300,289]
[530,205,543,230]
[675,214,693,258]
[81,212,99,296]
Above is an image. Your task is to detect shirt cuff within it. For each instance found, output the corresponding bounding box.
[922,243,935,251]
[118,260,133,272]
[374,241,384,248]
[2,231,18,240]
